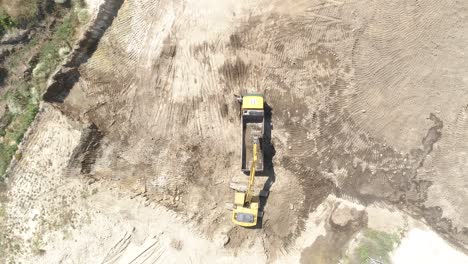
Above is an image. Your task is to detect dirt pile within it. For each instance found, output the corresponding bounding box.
[330,202,366,229]
[300,199,367,263]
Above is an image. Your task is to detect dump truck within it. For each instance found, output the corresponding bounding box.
[229,93,266,227]
[240,94,264,173]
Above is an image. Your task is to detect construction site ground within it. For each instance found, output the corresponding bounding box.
[2,0,468,263]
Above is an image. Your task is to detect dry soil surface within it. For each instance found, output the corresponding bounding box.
[2,0,468,263]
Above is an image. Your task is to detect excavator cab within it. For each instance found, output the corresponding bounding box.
[232,198,258,225]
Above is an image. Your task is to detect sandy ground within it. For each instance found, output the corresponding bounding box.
[392,229,468,264]
[2,105,267,263]
[30,187,267,264]
[2,0,468,262]
[84,0,105,16]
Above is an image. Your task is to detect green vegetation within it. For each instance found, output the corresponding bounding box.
[0,2,88,180]
[33,13,78,81]
[0,193,8,261]
[31,229,45,255]
[0,13,15,35]
[0,0,39,27]
[354,229,400,264]
[0,81,40,176]
[0,0,43,27]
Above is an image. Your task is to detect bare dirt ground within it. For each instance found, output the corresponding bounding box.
[2,0,468,263]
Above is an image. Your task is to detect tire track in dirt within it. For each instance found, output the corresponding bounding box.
[218,2,356,252]
[35,0,468,257]
[102,229,134,264]
[56,1,251,244]
[340,0,468,249]
[349,0,468,153]
[231,0,468,252]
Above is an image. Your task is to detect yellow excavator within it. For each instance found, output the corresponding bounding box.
[232,138,260,227]
[230,93,265,227]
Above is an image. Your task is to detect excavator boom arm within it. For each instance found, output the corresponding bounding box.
[245,142,258,203]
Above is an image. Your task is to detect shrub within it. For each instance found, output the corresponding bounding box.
[0,0,40,26]
[354,229,400,264]
[0,13,15,35]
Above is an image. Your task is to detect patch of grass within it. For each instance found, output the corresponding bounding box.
[0,0,40,26]
[77,8,89,23]
[3,36,37,71]
[0,144,17,175]
[0,12,16,35]
[33,12,78,87]
[6,82,31,114]
[0,194,8,261]
[8,102,39,142]
[84,211,92,225]
[31,229,45,255]
[80,188,89,199]
[354,229,400,264]
[56,14,76,41]
[0,4,85,180]
[0,199,5,221]
[0,101,38,175]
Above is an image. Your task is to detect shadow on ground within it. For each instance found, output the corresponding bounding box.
[257,102,275,229]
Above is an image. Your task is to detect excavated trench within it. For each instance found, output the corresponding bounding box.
[43,0,124,103]
[38,0,124,180]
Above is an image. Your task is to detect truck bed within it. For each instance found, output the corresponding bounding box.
[242,119,264,172]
